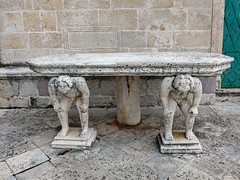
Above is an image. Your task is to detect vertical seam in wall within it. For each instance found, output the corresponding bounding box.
[55,11,58,31]
[32,0,34,10]
[97,9,99,24]
[210,0,214,53]
[137,9,139,30]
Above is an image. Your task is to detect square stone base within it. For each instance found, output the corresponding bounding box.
[51,128,97,150]
[157,130,202,154]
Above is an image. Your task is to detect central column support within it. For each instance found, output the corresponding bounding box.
[116,76,141,125]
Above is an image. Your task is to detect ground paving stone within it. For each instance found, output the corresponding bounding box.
[169,164,216,180]
[6,148,49,174]
[30,129,58,147]
[0,96,239,179]
[0,161,13,180]
[143,153,187,178]
[15,162,54,180]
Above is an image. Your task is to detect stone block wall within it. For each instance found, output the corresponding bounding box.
[0,0,213,65]
[0,0,225,108]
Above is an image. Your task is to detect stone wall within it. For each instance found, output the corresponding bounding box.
[0,0,224,108]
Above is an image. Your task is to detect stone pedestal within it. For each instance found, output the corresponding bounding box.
[157,130,202,154]
[116,76,141,125]
[51,128,97,149]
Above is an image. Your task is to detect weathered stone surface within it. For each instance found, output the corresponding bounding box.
[6,148,49,174]
[41,12,56,31]
[20,80,38,97]
[57,11,98,30]
[30,129,58,147]
[0,161,13,179]
[5,12,24,32]
[68,31,117,49]
[116,76,141,125]
[144,154,186,178]
[16,162,54,180]
[99,10,137,30]
[27,52,233,77]
[139,9,187,31]
[120,31,146,47]
[147,31,171,48]
[29,33,63,48]
[151,0,174,8]
[183,0,212,8]
[158,131,202,154]
[1,33,29,49]
[173,31,211,48]
[188,9,212,30]
[0,0,24,11]
[111,0,147,8]
[23,12,41,32]
[64,0,110,9]
[51,128,97,149]
[33,0,63,10]
[169,164,215,180]
[1,49,64,65]
[24,0,33,9]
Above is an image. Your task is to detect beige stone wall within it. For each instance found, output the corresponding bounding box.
[0,0,213,65]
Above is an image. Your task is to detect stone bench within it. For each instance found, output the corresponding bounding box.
[27,52,233,152]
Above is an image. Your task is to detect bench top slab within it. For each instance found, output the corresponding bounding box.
[27,52,233,76]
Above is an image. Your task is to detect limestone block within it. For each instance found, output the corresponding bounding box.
[174,0,183,8]
[150,0,174,8]
[0,80,17,97]
[0,13,4,32]
[33,0,63,10]
[147,31,171,48]
[34,97,51,107]
[0,97,10,108]
[99,10,137,30]
[111,0,147,8]
[9,97,30,107]
[23,12,41,32]
[4,12,24,32]
[139,9,187,31]
[29,33,63,48]
[0,161,13,179]
[0,0,24,11]
[41,12,56,31]
[24,0,33,9]
[57,11,98,30]
[64,0,110,9]
[188,9,212,30]
[100,80,116,96]
[183,0,212,8]
[20,81,38,97]
[6,148,49,174]
[1,33,29,49]
[173,31,211,48]
[68,31,117,49]
[120,31,146,48]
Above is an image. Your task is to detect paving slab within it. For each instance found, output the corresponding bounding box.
[0,161,13,180]
[6,148,49,174]
[144,153,187,178]
[15,162,54,180]
[30,129,58,147]
[169,164,216,180]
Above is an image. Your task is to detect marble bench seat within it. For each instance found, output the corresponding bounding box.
[27,52,233,152]
[27,52,233,125]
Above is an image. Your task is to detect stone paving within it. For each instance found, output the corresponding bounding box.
[0,97,239,180]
